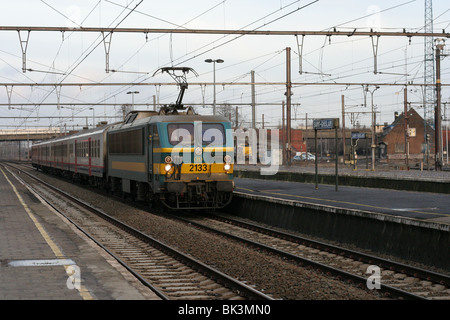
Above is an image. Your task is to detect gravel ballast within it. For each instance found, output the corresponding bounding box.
[30,169,383,300]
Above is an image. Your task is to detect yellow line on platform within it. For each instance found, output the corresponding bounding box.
[0,167,94,300]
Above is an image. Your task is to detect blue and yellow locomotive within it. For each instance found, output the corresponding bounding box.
[32,67,234,210]
[107,109,234,209]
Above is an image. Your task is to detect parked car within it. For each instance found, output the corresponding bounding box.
[292,152,316,161]
[303,152,316,161]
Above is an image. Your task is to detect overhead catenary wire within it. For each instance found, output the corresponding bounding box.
[47,0,234,128]
[49,0,319,128]
[18,0,144,128]
[1,1,449,131]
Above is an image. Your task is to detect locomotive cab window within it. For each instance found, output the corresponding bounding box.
[167,123,226,146]
[168,123,194,146]
[202,123,225,146]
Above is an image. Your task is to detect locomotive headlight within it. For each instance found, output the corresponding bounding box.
[224,163,231,171]
[165,163,173,172]
[195,146,202,155]
[224,155,232,163]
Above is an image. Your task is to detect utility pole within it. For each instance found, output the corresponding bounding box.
[366,85,380,171]
[424,0,435,147]
[285,47,292,166]
[341,95,346,164]
[305,113,308,153]
[404,87,409,168]
[435,39,446,170]
[282,100,286,165]
[251,70,256,129]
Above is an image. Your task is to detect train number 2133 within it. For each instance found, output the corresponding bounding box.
[189,164,209,172]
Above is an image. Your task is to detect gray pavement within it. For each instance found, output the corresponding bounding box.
[0,166,159,300]
[233,171,450,225]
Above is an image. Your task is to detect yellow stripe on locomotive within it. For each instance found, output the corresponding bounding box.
[158,163,234,175]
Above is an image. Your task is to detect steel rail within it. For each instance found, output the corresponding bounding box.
[1,163,169,300]
[173,212,435,300]
[6,163,273,301]
[211,213,450,287]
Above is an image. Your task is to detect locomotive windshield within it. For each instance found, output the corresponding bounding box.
[168,123,225,146]
[168,123,194,145]
[202,123,225,146]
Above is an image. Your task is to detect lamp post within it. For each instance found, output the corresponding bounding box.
[127,91,139,110]
[89,107,95,128]
[205,59,224,115]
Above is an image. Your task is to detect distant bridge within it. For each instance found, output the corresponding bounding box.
[0,129,64,141]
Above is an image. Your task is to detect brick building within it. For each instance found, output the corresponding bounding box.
[381,108,435,162]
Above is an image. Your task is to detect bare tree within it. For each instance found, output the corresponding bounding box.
[215,105,247,128]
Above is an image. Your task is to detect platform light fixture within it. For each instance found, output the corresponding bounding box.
[205,59,224,115]
[127,91,140,110]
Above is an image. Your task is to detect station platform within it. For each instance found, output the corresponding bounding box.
[230,165,450,270]
[0,166,159,300]
[234,177,450,225]
[234,164,450,225]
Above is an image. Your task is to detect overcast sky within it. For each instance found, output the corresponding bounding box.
[1,0,450,130]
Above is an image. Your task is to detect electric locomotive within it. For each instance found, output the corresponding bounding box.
[107,109,234,209]
[31,67,234,210]
[107,67,233,209]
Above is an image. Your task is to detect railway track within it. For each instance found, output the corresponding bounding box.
[172,212,450,300]
[9,161,449,300]
[3,163,273,301]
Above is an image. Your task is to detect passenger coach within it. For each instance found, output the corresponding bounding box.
[31,124,110,186]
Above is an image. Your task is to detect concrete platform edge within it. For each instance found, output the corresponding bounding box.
[227,192,450,271]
